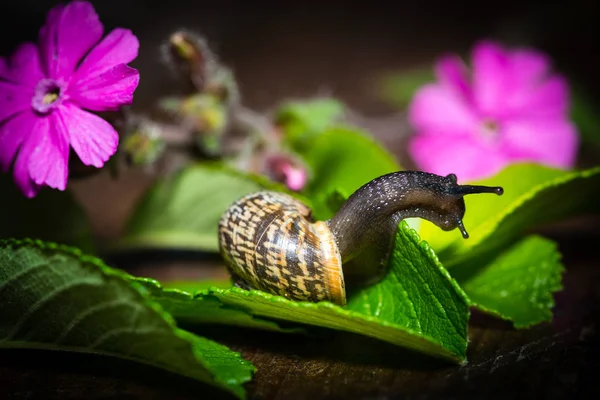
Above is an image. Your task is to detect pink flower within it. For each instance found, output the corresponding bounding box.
[265,154,308,191]
[0,1,139,197]
[408,40,578,181]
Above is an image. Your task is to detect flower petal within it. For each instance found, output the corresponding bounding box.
[10,114,48,198]
[504,75,569,118]
[69,64,139,111]
[13,151,42,198]
[501,117,579,168]
[39,1,104,80]
[26,113,69,190]
[8,42,44,86]
[72,28,139,82]
[472,40,510,117]
[58,103,119,167]
[435,54,472,101]
[509,48,550,85]
[0,81,34,122]
[38,4,63,79]
[0,110,36,172]
[408,83,478,134]
[0,56,9,78]
[409,132,509,181]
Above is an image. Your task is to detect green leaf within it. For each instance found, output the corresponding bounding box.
[378,68,435,108]
[346,223,470,358]
[118,163,293,252]
[417,164,600,266]
[296,126,401,219]
[0,239,254,399]
[460,236,564,328]
[135,278,305,334]
[0,175,94,253]
[147,223,470,364]
[276,98,345,152]
[162,279,234,291]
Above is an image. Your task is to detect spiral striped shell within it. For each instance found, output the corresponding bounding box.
[218,191,346,305]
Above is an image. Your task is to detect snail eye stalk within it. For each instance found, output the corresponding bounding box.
[453,184,504,196]
[456,219,469,239]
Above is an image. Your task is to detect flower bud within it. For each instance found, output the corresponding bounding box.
[164,30,215,91]
[121,122,166,166]
[264,153,308,191]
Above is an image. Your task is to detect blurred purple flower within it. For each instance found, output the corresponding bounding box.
[265,154,308,191]
[408,40,578,181]
[0,1,139,197]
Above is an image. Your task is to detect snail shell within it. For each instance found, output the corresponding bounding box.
[218,171,503,305]
[218,191,346,304]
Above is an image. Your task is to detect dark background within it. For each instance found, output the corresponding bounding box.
[2,0,599,112]
[1,1,600,399]
[1,0,599,240]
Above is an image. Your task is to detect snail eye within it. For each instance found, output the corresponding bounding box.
[446,173,458,183]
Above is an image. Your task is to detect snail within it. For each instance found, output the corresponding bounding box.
[218,171,503,305]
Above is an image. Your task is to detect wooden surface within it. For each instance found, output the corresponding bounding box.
[1,228,599,399]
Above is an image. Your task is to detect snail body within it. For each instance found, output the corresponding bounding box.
[218,171,503,305]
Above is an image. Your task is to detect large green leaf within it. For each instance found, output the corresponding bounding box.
[459,236,564,328]
[118,164,294,252]
[417,164,600,266]
[0,175,94,253]
[142,222,470,363]
[138,278,305,334]
[0,239,254,399]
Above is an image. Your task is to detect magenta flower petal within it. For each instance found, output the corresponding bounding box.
[0,56,7,77]
[0,82,33,122]
[39,1,103,80]
[38,4,62,79]
[409,83,478,134]
[0,111,35,172]
[27,114,69,190]
[472,41,509,117]
[1,1,139,197]
[435,54,471,100]
[7,42,44,86]
[70,64,139,111]
[505,75,569,118]
[407,39,577,180]
[501,118,578,167]
[509,49,550,85]
[72,28,139,83]
[10,115,44,198]
[13,154,42,198]
[409,133,509,180]
[284,166,307,191]
[59,103,119,168]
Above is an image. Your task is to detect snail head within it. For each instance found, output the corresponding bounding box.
[431,173,503,239]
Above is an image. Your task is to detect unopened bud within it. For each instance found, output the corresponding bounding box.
[165,31,214,91]
[122,123,166,166]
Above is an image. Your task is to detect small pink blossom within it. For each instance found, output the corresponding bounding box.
[408,40,578,181]
[265,154,308,191]
[0,1,139,197]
